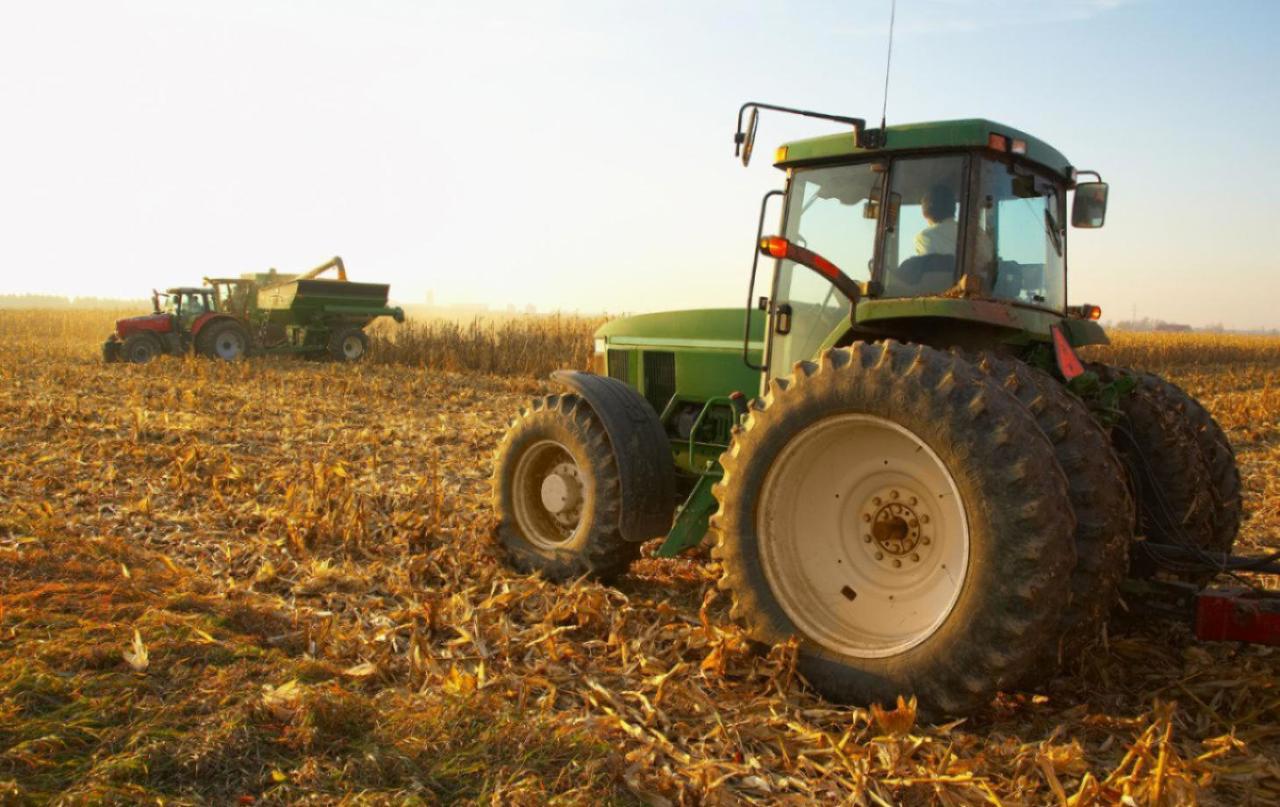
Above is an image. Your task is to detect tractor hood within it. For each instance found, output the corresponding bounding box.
[116,313,172,338]
[595,308,764,350]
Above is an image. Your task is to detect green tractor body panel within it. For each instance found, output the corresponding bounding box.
[596,308,764,404]
[778,118,1074,179]
[596,309,761,493]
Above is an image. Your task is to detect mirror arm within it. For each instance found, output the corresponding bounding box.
[735,102,869,157]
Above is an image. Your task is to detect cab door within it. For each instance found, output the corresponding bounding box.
[765,162,884,381]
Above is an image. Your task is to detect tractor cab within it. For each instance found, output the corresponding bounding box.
[156,287,217,328]
[753,114,1110,377]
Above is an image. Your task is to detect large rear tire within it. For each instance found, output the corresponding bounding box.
[1129,372,1241,555]
[973,355,1133,664]
[492,393,639,582]
[1094,365,1228,582]
[712,341,1076,716]
[198,320,250,361]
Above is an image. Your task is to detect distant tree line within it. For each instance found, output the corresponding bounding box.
[1110,316,1278,336]
[0,294,148,310]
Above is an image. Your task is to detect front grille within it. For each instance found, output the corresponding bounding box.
[607,349,631,383]
[642,351,676,414]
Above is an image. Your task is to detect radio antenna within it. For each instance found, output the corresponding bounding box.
[880,0,897,132]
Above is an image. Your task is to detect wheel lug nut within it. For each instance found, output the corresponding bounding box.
[911,553,920,562]
[872,497,882,506]
[910,496,918,506]
[892,559,902,568]
[890,490,899,500]
[874,551,884,560]
[863,534,872,543]
[862,513,871,522]
[921,515,930,524]
[922,537,931,545]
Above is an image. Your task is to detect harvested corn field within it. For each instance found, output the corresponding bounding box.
[1,310,1278,804]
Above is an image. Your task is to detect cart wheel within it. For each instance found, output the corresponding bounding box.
[328,328,369,362]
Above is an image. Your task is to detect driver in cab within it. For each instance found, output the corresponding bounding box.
[913,185,993,276]
[914,185,959,256]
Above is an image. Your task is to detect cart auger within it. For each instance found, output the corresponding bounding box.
[492,103,1256,716]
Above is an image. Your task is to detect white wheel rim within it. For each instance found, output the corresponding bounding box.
[215,331,244,359]
[342,334,364,359]
[757,414,969,658]
[511,440,586,549]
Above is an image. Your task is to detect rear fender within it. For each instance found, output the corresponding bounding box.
[190,313,239,339]
[550,371,676,542]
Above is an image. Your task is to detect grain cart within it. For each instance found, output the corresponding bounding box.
[103,256,404,363]
[492,103,1251,716]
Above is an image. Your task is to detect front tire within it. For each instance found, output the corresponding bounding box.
[122,333,161,364]
[712,342,1076,716]
[492,393,639,582]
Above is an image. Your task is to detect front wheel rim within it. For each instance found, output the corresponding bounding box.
[511,440,586,550]
[757,413,970,658]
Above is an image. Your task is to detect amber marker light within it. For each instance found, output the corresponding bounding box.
[988,133,1009,151]
[774,145,789,163]
[761,236,789,259]
[1088,305,1103,321]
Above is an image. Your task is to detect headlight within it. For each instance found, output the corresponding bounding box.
[591,338,607,375]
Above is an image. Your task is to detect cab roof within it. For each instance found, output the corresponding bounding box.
[164,287,213,295]
[777,118,1073,180]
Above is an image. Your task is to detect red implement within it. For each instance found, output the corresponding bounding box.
[1195,590,1280,646]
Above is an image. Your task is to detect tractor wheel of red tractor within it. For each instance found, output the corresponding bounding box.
[122,333,161,364]
[199,320,250,361]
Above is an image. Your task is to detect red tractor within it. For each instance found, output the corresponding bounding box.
[103,286,251,363]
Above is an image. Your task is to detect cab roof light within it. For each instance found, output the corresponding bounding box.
[1088,305,1103,321]
[1010,138,1027,155]
[774,145,789,164]
[987,133,1009,151]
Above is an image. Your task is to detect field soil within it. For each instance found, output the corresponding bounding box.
[2,311,1279,805]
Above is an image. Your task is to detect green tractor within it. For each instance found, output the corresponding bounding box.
[492,103,1242,715]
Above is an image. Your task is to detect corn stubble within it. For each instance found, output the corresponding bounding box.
[1,308,1278,804]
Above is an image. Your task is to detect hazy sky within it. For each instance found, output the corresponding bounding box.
[1,1,1277,328]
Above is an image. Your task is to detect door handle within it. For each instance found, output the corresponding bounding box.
[774,303,793,336]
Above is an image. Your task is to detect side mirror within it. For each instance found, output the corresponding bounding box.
[737,106,760,166]
[1072,181,1109,228]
